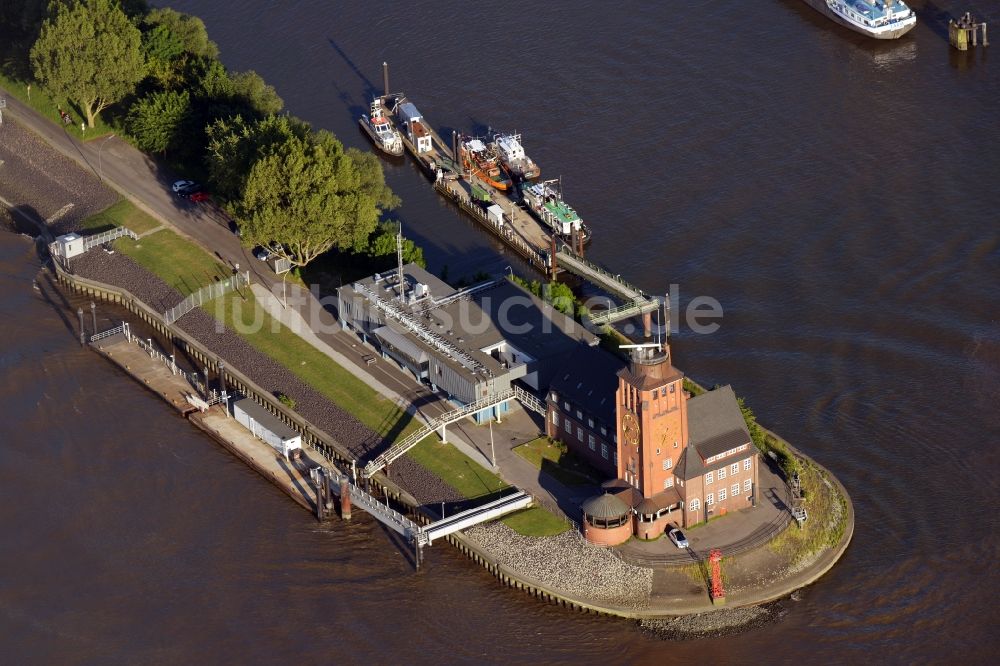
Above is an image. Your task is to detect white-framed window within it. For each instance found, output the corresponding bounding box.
[744,478,752,493]
[578,425,585,439]
[689,498,700,511]
[718,467,727,480]
[664,477,674,489]
[588,434,596,450]
[744,458,752,471]
[576,409,583,419]
[731,483,739,496]
[706,493,714,506]
[731,463,739,476]
[706,471,714,484]
[678,479,684,487]
[612,451,618,465]
[661,458,668,471]
[670,384,676,393]
[601,443,608,459]
[600,426,607,436]
[719,488,727,501]
[563,401,570,412]
[666,458,673,469]
[673,440,678,448]
[587,417,594,428]
[551,411,559,426]
[656,448,661,456]
[550,391,558,402]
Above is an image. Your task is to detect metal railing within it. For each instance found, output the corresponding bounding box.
[354,281,491,375]
[82,226,138,251]
[556,246,644,300]
[89,322,129,342]
[513,385,546,415]
[164,271,249,324]
[587,296,660,326]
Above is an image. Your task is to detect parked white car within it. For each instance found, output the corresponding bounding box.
[667,528,689,549]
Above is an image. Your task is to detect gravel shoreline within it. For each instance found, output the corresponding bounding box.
[466,521,653,609]
[639,599,789,640]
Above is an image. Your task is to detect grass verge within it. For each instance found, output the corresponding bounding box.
[81,198,162,235]
[768,458,848,564]
[0,75,116,141]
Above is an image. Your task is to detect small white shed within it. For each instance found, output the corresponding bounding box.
[232,398,302,460]
[53,233,85,259]
[487,204,505,227]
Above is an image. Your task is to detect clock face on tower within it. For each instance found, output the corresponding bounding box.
[621,410,640,447]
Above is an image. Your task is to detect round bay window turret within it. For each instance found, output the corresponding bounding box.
[581,493,630,529]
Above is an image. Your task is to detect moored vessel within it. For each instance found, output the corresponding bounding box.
[460,137,513,191]
[492,133,540,182]
[522,179,591,244]
[359,98,404,157]
[800,0,916,39]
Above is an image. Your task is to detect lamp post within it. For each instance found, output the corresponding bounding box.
[489,417,496,469]
[98,134,115,182]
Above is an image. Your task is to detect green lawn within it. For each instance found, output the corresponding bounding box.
[0,73,116,141]
[81,199,162,235]
[115,230,230,297]
[514,436,601,486]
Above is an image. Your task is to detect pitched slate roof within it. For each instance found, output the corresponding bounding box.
[677,385,753,480]
[549,345,627,425]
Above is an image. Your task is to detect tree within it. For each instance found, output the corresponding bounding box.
[143,7,216,59]
[205,113,309,200]
[234,129,398,269]
[126,89,190,154]
[229,70,283,117]
[30,0,146,128]
[366,221,426,268]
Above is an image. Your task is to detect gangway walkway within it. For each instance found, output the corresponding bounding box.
[556,245,646,301]
[362,389,516,479]
[421,490,533,544]
[312,467,533,568]
[588,297,661,326]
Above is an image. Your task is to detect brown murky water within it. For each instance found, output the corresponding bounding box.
[2,0,999,661]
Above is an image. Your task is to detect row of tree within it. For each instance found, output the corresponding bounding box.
[13,0,404,271]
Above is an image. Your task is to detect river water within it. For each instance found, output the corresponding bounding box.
[3,0,999,661]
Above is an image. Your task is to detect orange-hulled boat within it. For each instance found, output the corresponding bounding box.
[460,137,512,191]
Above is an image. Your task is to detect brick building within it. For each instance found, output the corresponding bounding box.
[548,342,760,545]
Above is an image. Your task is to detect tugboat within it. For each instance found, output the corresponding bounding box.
[491,133,540,182]
[359,98,404,157]
[522,179,591,244]
[460,136,513,191]
[800,0,916,39]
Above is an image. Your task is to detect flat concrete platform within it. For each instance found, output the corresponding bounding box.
[94,333,321,512]
[93,333,199,414]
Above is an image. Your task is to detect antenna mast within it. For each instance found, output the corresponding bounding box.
[396,223,405,302]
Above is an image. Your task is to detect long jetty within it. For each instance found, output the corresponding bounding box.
[378,63,661,330]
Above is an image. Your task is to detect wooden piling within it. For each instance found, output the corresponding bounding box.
[339,477,351,520]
